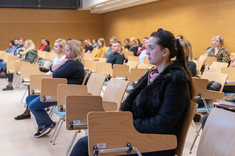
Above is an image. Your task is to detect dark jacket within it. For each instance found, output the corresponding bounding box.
[120,62,190,138]
[106,52,125,66]
[53,60,84,84]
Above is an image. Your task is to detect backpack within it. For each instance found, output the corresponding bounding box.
[23,49,38,63]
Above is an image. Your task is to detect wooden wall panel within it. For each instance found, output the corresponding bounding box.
[0,8,103,50]
[103,0,235,58]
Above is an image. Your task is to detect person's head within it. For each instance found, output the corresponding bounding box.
[147,28,193,98]
[143,37,149,46]
[110,37,118,46]
[97,38,105,48]
[112,41,122,53]
[92,39,97,45]
[84,39,91,45]
[18,38,24,46]
[143,39,149,49]
[215,35,224,49]
[9,40,15,47]
[211,36,216,47]
[24,39,35,51]
[65,40,84,64]
[44,40,50,46]
[41,38,46,44]
[124,38,130,44]
[177,35,184,40]
[180,39,193,61]
[14,38,19,45]
[130,37,137,47]
[54,39,66,56]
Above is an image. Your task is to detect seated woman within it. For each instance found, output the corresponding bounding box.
[94,38,106,58]
[180,39,197,77]
[23,40,84,138]
[208,35,230,63]
[124,38,130,51]
[15,39,67,120]
[70,29,194,156]
[129,37,138,56]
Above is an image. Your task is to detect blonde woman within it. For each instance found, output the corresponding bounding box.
[46,39,66,75]
[129,37,138,56]
[16,40,85,138]
[21,39,35,56]
[208,35,230,62]
[95,38,106,58]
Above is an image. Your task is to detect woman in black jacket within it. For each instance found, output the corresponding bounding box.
[70,29,194,156]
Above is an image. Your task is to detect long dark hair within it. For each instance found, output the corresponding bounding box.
[150,28,194,99]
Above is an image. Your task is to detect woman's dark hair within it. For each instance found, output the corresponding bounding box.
[45,40,50,45]
[10,40,15,46]
[151,28,194,99]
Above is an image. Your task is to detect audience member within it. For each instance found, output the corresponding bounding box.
[124,38,130,51]
[39,38,46,51]
[92,39,98,48]
[43,39,51,52]
[177,35,184,40]
[180,39,197,77]
[84,39,93,53]
[129,37,138,56]
[13,38,25,58]
[106,41,125,66]
[5,40,15,53]
[137,38,143,48]
[15,39,67,120]
[104,36,118,58]
[70,28,194,156]
[208,35,230,63]
[16,40,85,138]
[95,38,106,58]
[205,36,216,54]
[139,39,149,63]
[137,37,149,56]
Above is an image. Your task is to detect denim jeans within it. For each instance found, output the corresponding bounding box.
[0,61,6,72]
[27,95,57,127]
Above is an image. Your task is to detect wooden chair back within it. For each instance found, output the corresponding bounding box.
[15,61,31,73]
[82,70,89,85]
[57,84,90,112]
[123,51,134,59]
[193,60,204,75]
[102,78,129,111]
[137,63,148,69]
[87,73,106,96]
[66,96,104,130]
[88,111,177,156]
[197,108,235,156]
[175,101,198,156]
[126,61,139,71]
[129,68,148,85]
[30,74,52,95]
[3,53,20,62]
[98,58,107,63]
[198,55,207,62]
[112,64,130,79]
[204,57,217,67]
[38,50,47,59]
[210,61,228,72]
[192,78,224,100]
[201,71,228,92]
[128,56,139,62]
[20,64,41,81]
[95,62,113,75]
[221,67,235,82]
[6,60,16,73]
[84,60,97,72]
[40,78,67,102]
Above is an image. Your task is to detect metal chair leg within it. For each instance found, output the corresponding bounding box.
[191,120,197,132]
[66,130,81,156]
[50,118,62,143]
[52,118,65,145]
[189,124,202,154]
[21,88,28,103]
